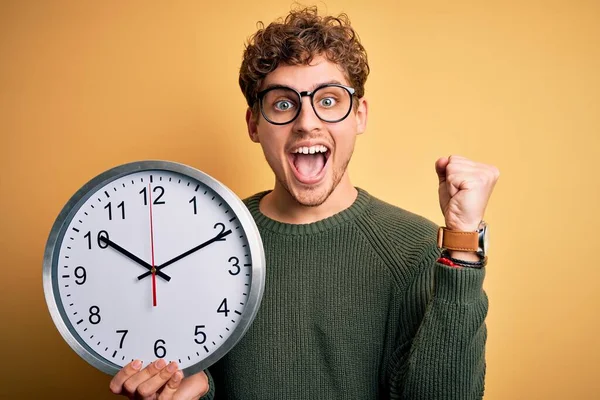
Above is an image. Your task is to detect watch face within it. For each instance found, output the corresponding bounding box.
[478,222,489,256]
[43,161,265,376]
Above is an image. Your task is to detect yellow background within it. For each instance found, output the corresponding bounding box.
[1,1,598,398]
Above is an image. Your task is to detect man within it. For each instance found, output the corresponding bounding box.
[110,7,499,399]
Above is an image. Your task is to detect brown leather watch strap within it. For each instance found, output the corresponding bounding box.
[437,227,478,252]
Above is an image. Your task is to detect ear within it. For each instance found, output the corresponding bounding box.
[355,97,368,135]
[246,108,260,143]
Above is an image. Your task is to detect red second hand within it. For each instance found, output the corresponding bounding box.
[149,183,157,307]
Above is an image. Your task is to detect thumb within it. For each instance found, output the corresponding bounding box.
[175,371,209,399]
[435,157,449,183]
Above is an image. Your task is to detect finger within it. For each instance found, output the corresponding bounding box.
[137,362,179,399]
[109,359,143,395]
[447,154,471,164]
[122,359,167,395]
[158,370,184,400]
[435,157,449,183]
[172,371,209,400]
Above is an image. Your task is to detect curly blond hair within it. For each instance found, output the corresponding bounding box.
[239,6,370,110]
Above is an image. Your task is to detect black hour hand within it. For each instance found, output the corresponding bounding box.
[99,236,172,282]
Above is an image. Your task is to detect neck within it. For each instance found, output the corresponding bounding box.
[259,172,358,225]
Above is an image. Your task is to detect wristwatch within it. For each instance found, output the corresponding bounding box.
[437,220,489,257]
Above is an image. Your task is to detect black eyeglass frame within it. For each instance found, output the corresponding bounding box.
[256,83,357,125]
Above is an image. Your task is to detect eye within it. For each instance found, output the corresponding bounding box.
[318,97,337,108]
[274,100,295,111]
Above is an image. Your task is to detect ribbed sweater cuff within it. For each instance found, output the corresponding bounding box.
[199,369,216,400]
[434,263,486,304]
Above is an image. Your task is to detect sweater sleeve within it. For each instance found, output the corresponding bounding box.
[388,246,488,399]
[199,369,216,400]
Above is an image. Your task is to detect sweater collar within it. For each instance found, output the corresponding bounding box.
[245,187,371,235]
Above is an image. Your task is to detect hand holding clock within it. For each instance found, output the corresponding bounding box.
[110,359,209,399]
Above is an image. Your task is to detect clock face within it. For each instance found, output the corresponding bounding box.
[43,161,265,376]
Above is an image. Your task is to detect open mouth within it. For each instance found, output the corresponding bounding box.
[288,145,331,185]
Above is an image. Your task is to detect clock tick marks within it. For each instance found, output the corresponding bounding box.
[76,319,83,325]
[204,346,209,353]
[104,191,110,198]
[229,217,237,222]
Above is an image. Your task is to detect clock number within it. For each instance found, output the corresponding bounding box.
[154,339,166,358]
[217,298,229,317]
[214,223,226,236]
[228,257,240,275]
[104,201,125,220]
[97,231,109,248]
[140,186,166,206]
[194,325,207,344]
[89,306,101,325]
[74,266,86,285]
[189,196,197,215]
[116,330,128,349]
[84,231,109,249]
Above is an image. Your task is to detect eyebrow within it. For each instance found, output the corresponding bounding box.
[260,80,345,93]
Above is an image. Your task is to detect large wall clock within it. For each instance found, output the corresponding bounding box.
[43,160,265,377]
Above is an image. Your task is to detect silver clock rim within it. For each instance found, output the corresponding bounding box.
[42,160,266,376]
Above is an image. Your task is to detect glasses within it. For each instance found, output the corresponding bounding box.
[256,84,356,125]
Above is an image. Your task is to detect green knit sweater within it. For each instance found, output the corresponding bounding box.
[203,188,487,399]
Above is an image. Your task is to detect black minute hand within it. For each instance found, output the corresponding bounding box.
[99,236,172,281]
[137,229,232,280]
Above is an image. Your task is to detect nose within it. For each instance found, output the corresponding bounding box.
[292,97,322,134]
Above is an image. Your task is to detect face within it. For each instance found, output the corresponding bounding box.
[246,55,368,207]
